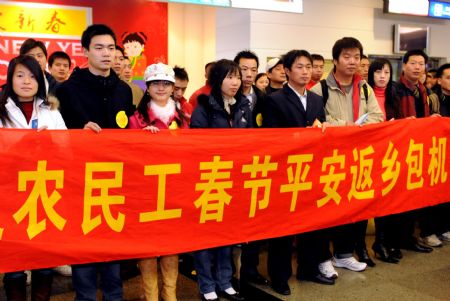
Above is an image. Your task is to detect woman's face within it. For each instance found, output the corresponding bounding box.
[147,80,174,106]
[255,74,269,91]
[13,64,38,102]
[221,71,241,99]
[373,64,391,88]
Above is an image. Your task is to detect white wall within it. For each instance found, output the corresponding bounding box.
[219,0,450,70]
[169,0,450,95]
[168,3,216,99]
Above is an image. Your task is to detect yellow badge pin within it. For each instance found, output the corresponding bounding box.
[116,111,128,128]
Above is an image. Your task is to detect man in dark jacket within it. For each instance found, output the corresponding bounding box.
[233,50,266,128]
[55,24,133,301]
[263,49,334,296]
[56,26,133,131]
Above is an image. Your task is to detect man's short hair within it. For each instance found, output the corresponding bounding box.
[48,51,71,68]
[19,39,48,58]
[332,37,363,61]
[81,24,116,50]
[282,50,312,71]
[116,45,125,57]
[402,49,428,64]
[173,66,189,82]
[436,64,450,78]
[233,50,259,68]
[311,54,324,63]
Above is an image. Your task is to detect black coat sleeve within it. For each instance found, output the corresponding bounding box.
[190,104,209,128]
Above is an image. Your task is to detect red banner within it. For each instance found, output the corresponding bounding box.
[0,118,449,272]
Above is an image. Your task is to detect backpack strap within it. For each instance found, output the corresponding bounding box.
[320,79,329,106]
[362,83,369,104]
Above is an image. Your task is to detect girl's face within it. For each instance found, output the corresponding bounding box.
[147,80,174,106]
[373,64,391,88]
[221,71,241,99]
[124,40,143,57]
[13,64,38,102]
[255,75,269,91]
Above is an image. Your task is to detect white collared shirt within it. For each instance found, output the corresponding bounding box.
[288,83,307,111]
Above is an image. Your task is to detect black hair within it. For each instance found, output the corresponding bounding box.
[115,45,125,57]
[208,59,243,108]
[255,72,267,82]
[233,50,260,68]
[81,24,116,50]
[205,61,215,71]
[332,37,363,61]
[436,63,450,78]
[0,55,47,124]
[121,32,147,46]
[48,51,71,68]
[311,54,324,62]
[368,58,400,119]
[402,49,428,64]
[173,66,189,82]
[361,54,369,60]
[19,39,47,58]
[282,49,312,70]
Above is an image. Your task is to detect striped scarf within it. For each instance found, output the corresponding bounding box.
[398,75,429,118]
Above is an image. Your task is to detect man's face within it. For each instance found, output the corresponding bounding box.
[113,49,125,74]
[268,64,286,84]
[311,59,324,82]
[403,55,426,84]
[25,46,47,72]
[84,34,115,75]
[426,72,437,89]
[173,78,188,102]
[438,68,450,94]
[358,58,370,81]
[121,58,133,81]
[334,48,361,78]
[49,58,70,82]
[285,56,312,88]
[238,58,258,90]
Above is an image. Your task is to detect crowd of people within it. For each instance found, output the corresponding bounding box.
[0,23,449,301]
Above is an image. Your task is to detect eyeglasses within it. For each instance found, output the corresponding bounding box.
[149,80,173,87]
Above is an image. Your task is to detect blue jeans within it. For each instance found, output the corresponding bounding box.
[193,247,233,294]
[72,262,122,301]
[3,268,53,281]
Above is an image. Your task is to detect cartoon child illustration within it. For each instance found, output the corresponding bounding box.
[122,32,147,80]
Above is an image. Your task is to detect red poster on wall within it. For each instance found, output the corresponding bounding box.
[0,0,168,85]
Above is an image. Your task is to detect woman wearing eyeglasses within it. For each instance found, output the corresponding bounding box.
[128,63,188,301]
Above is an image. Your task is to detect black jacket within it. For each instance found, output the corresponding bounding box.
[251,85,266,128]
[45,71,59,96]
[56,67,133,129]
[190,94,253,129]
[262,84,325,128]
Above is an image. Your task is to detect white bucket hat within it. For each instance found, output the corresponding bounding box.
[144,62,175,83]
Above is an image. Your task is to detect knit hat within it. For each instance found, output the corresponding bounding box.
[266,57,282,72]
[144,63,175,83]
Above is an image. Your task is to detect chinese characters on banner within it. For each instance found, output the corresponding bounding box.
[0,1,91,83]
[0,118,449,272]
[0,0,169,85]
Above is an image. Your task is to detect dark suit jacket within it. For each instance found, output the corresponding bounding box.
[262,84,325,128]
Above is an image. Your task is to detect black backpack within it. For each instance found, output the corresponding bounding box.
[320,79,369,106]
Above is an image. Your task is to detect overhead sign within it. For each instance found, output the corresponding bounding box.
[429,0,450,19]
[0,1,92,39]
[160,0,303,13]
